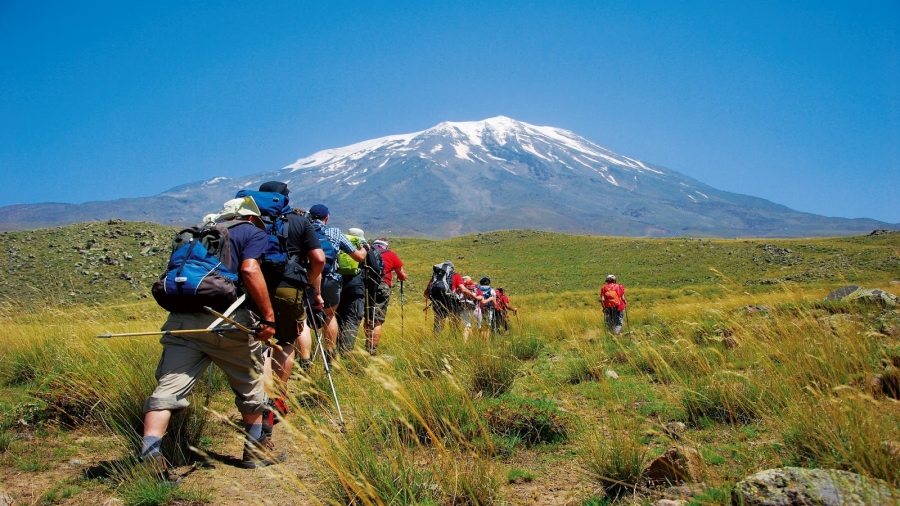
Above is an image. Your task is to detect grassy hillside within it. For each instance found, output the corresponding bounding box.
[2,222,898,307]
[1,223,899,505]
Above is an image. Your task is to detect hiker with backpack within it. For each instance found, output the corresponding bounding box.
[425,261,479,335]
[458,275,481,340]
[142,197,283,484]
[335,227,368,354]
[307,204,367,360]
[600,274,627,334]
[236,182,325,440]
[476,277,497,338]
[493,287,518,334]
[363,239,408,355]
[494,287,519,334]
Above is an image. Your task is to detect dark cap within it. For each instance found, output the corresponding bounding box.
[259,181,289,196]
[309,204,329,219]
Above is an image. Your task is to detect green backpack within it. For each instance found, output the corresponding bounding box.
[337,235,362,276]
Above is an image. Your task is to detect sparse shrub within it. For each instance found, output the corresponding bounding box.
[119,473,213,506]
[581,420,649,499]
[399,375,478,446]
[783,395,900,486]
[467,348,519,398]
[0,429,12,453]
[682,372,769,426]
[481,397,569,445]
[436,456,503,506]
[566,343,609,384]
[507,467,535,483]
[507,331,544,361]
[325,433,439,505]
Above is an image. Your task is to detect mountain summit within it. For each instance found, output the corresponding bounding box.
[0,117,893,236]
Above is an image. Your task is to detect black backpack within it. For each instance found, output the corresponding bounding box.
[151,221,249,313]
[429,262,454,297]
[362,245,385,289]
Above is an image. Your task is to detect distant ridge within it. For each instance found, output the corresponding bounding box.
[1,117,895,237]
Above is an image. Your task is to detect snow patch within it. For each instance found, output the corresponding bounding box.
[203,176,231,185]
[452,143,473,161]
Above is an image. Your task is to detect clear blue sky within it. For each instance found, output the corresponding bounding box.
[2,1,898,223]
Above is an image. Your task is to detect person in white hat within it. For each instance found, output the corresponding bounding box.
[140,196,283,481]
[600,274,627,334]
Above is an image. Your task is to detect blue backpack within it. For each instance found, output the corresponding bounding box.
[151,221,250,313]
[234,189,298,286]
[310,219,339,276]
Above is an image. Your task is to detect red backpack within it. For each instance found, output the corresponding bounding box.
[602,284,622,308]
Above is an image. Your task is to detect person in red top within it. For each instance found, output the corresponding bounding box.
[493,287,518,334]
[600,274,627,334]
[364,239,408,354]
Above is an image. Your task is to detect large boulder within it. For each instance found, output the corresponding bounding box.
[825,286,899,307]
[733,467,899,505]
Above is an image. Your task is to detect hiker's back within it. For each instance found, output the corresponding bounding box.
[151,221,252,313]
[601,283,623,308]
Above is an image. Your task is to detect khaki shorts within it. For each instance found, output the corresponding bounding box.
[272,286,308,346]
[143,310,266,415]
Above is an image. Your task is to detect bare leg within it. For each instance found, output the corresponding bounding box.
[143,409,172,439]
[323,307,338,352]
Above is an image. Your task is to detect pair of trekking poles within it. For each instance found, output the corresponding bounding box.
[97,294,346,426]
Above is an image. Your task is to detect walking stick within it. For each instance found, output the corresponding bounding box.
[303,295,344,426]
[400,280,405,339]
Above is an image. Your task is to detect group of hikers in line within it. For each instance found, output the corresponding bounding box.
[423,261,518,340]
[136,180,625,484]
[141,181,409,482]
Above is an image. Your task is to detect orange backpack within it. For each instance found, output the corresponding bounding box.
[602,284,622,308]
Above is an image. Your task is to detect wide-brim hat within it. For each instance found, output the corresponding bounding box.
[348,227,365,240]
[220,196,261,219]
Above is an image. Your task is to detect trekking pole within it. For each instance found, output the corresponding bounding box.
[96,327,247,338]
[399,280,405,340]
[203,307,283,352]
[304,295,344,426]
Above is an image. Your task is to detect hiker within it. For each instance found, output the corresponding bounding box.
[493,287,518,334]
[457,275,481,340]
[247,182,325,438]
[335,227,368,354]
[600,274,627,334]
[363,238,408,355]
[307,204,367,360]
[425,261,478,335]
[141,197,281,483]
[476,277,497,337]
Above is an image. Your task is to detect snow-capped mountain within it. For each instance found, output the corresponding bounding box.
[0,116,894,236]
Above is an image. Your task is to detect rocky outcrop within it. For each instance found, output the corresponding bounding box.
[825,285,899,307]
[733,467,899,506]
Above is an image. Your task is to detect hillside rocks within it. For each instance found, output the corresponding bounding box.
[643,446,703,487]
[733,467,899,506]
[826,285,900,306]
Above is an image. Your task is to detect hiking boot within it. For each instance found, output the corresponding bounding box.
[137,453,181,486]
[240,437,287,469]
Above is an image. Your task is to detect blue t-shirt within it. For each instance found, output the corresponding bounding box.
[225,221,268,278]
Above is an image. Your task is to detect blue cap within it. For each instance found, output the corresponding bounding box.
[309,204,329,218]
